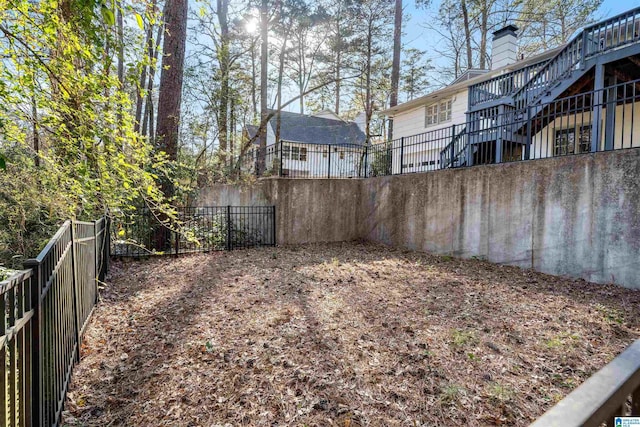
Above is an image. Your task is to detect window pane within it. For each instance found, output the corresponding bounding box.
[300,147,307,161]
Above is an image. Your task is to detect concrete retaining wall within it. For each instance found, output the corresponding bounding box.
[199,179,361,245]
[199,149,640,289]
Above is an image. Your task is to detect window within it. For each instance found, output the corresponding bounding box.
[282,145,307,161]
[578,126,592,153]
[339,150,345,160]
[439,100,452,123]
[323,147,328,158]
[425,105,438,127]
[425,99,453,127]
[554,126,591,157]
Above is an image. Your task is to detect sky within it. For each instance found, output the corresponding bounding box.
[403,0,640,79]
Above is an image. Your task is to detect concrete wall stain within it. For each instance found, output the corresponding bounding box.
[199,149,640,289]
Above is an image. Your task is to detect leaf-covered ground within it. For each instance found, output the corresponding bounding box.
[63,242,640,426]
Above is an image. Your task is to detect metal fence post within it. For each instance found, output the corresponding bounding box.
[327,144,331,179]
[399,137,405,174]
[94,220,99,304]
[525,106,532,160]
[103,216,110,281]
[226,205,232,251]
[69,222,81,363]
[450,124,456,168]
[364,144,369,178]
[581,30,587,69]
[272,205,277,246]
[279,140,284,177]
[23,259,42,426]
[174,222,180,258]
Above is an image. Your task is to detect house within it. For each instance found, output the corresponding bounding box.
[382,7,640,175]
[242,110,367,178]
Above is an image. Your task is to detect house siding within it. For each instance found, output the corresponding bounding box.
[390,89,468,174]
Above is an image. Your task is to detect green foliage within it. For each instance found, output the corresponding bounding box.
[0,0,172,263]
[0,267,18,281]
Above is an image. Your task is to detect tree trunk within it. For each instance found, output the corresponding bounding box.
[461,0,473,69]
[275,32,289,146]
[365,20,373,140]
[135,0,156,134]
[142,23,163,139]
[116,2,124,128]
[479,0,489,70]
[388,0,402,141]
[32,94,39,167]
[251,37,258,122]
[335,50,341,115]
[217,0,230,167]
[257,0,268,175]
[156,0,188,183]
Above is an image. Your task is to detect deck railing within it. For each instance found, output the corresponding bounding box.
[468,61,548,108]
[531,339,640,427]
[240,77,640,178]
[513,7,640,110]
[1,217,109,426]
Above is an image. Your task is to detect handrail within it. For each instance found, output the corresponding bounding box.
[531,339,640,427]
[513,6,640,110]
[468,61,549,108]
[440,126,467,168]
[25,219,71,265]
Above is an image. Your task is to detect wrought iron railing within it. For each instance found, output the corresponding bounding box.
[112,206,276,257]
[1,217,109,426]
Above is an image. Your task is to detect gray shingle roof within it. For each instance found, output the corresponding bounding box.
[247,110,366,146]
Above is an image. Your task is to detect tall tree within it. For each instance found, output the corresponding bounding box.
[388,0,402,140]
[352,0,394,139]
[156,0,188,194]
[401,48,431,101]
[257,0,268,175]
[517,0,602,56]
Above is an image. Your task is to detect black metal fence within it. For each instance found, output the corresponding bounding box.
[239,141,368,179]
[238,77,640,179]
[112,206,276,257]
[0,217,109,426]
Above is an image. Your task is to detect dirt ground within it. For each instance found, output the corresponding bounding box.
[63,242,640,426]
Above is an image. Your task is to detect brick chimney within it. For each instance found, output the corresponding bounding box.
[491,25,518,70]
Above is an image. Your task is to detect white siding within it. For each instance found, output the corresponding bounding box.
[390,89,469,174]
[391,89,468,140]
